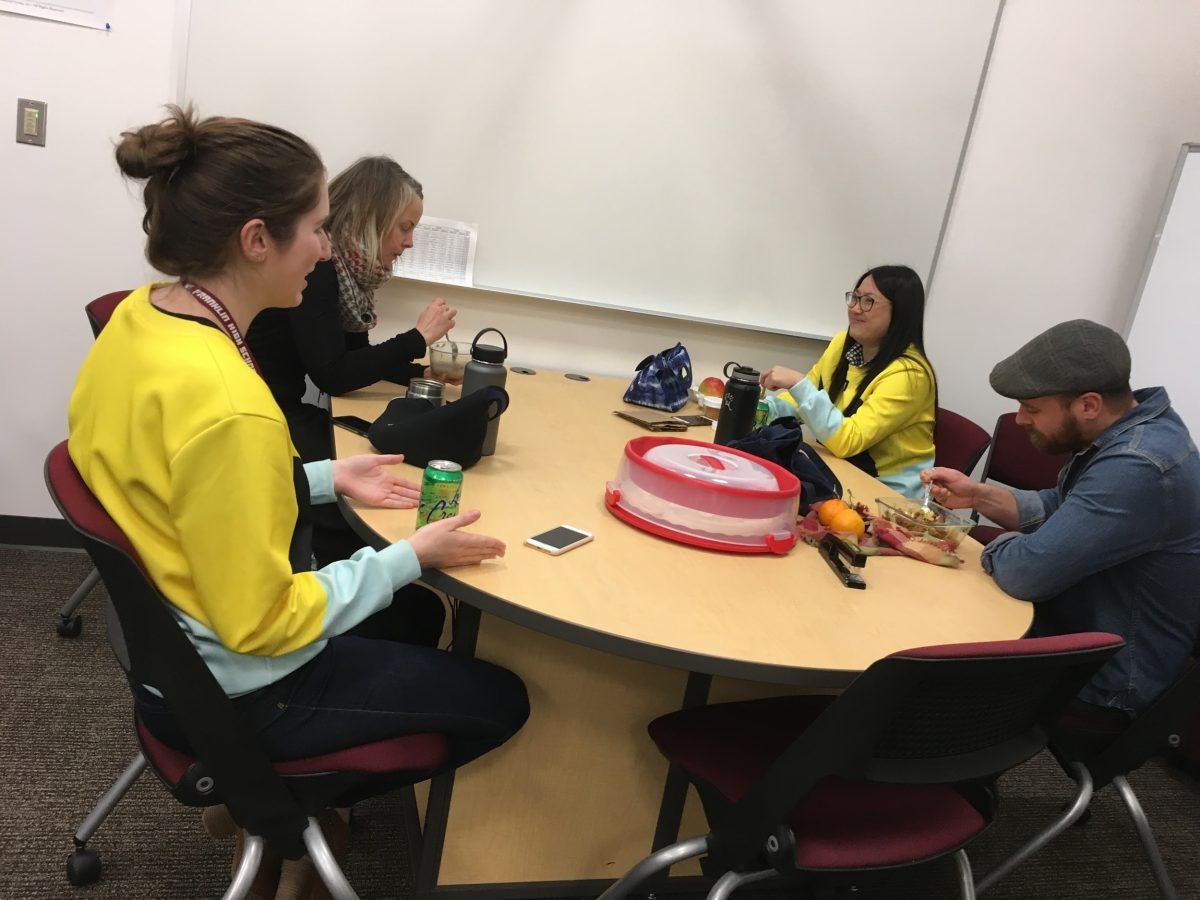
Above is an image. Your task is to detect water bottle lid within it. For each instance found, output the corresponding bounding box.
[724,361,760,382]
[471,328,508,364]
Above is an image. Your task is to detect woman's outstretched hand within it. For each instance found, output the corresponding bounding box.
[333,454,421,508]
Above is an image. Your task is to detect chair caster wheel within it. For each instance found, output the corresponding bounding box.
[56,615,83,638]
[66,847,102,886]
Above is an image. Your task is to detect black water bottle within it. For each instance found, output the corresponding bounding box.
[714,362,762,446]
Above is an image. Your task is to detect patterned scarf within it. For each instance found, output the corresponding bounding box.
[330,242,391,332]
[845,340,866,366]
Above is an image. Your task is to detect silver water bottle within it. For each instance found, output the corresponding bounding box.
[461,328,508,456]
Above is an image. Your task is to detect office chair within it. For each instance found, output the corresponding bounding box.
[56,290,130,639]
[970,413,1070,546]
[46,441,450,896]
[979,659,1200,898]
[934,407,992,476]
[601,633,1123,900]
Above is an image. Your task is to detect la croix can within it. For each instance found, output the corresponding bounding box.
[754,400,770,429]
[415,460,463,528]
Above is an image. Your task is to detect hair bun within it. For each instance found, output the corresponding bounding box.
[115,104,199,180]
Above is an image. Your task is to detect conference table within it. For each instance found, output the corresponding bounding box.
[331,370,1032,899]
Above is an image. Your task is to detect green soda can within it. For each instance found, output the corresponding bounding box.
[415,460,463,528]
[754,400,770,429]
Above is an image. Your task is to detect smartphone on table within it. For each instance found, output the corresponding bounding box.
[331,415,373,437]
[525,526,594,556]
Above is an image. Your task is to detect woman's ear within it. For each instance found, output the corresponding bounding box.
[238,218,270,264]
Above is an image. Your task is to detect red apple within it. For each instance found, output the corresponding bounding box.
[698,376,725,397]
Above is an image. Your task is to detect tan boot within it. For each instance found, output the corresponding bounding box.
[273,809,351,900]
[201,803,239,839]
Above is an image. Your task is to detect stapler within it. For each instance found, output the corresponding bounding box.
[818,533,867,589]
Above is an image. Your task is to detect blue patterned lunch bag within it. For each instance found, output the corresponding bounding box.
[623,343,693,412]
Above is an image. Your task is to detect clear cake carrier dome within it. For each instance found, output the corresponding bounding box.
[605,436,800,554]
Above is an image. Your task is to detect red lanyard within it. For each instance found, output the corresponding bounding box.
[181,282,260,374]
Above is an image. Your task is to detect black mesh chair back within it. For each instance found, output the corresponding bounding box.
[707,632,1124,872]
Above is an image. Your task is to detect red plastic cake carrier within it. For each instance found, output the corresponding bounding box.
[604,436,800,554]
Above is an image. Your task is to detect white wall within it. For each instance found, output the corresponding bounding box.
[927,0,1200,439]
[0,2,179,518]
[5,0,1200,519]
[374,280,821,389]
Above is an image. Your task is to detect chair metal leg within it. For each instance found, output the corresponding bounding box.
[598,835,710,900]
[73,753,147,845]
[61,568,101,618]
[1113,776,1177,900]
[303,817,360,899]
[221,834,264,900]
[57,568,101,636]
[707,866,777,900]
[954,849,977,900]
[976,762,1093,894]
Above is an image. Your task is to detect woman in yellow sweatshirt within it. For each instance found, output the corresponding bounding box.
[68,107,528,796]
[760,265,936,498]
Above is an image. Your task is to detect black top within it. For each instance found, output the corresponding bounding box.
[247,259,426,413]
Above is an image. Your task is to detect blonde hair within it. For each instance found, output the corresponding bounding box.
[326,156,423,266]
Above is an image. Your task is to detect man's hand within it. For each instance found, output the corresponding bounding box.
[415,297,457,345]
[760,365,805,392]
[333,454,421,508]
[920,467,980,510]
[408,510,506,568]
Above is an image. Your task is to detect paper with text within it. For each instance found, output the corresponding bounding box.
[392,216,478,287]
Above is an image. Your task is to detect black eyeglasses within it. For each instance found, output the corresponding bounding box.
[844,291,881,312]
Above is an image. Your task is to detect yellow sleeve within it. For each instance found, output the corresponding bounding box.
[168,413,329,657]
[820,362,934,459]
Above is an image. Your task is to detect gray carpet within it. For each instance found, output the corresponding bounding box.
[1,545,1198,899]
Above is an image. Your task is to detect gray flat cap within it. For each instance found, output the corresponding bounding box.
[990,319,1131,400]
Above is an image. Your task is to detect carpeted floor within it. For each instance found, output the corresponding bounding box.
[1,545,1198,899]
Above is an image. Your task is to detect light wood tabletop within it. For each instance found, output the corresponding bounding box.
[332,370,1031,685]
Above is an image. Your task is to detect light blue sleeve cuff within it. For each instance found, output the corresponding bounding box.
[788,377,845,442]
[1010,488,1048,532]
[763,391,799,421]
[312,540,421,639]
[303,460,336,505]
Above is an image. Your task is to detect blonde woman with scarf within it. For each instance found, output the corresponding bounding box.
[247,156,454,648]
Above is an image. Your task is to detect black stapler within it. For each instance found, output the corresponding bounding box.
[818,533,867,589]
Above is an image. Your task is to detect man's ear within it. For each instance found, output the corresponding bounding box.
[238,218,270,263]
[1073,392,1104,421]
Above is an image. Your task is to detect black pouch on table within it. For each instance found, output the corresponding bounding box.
[367,386,509,470]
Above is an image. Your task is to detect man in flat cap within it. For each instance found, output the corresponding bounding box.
[924,319,1200,748]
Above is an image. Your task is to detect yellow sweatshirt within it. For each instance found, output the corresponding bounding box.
[763,331,935,497]
[67,285,420,695]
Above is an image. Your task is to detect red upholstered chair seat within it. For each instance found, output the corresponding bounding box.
[970,524,1008,546]
[136,716,449,787]
[649,695,986,869]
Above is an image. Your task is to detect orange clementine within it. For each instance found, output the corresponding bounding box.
[816,499,848,527]
[828,507,866,537]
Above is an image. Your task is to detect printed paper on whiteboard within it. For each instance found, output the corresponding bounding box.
[0,0,113,30]
[392,216,477,287]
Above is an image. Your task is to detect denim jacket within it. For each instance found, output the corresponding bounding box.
[981,387,1200,713]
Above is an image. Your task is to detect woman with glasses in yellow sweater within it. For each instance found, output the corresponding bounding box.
[760,265,936,499]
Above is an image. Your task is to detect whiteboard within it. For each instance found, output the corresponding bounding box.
[1127,144,1200,434]
[184,0,999,338]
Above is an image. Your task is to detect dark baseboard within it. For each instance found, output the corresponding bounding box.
[0,515,82,549]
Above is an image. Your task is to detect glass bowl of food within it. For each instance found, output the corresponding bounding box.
[874,496,974,549]
[428,339,467,380]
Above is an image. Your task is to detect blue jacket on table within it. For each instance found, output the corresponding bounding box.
[982,387,1200,714]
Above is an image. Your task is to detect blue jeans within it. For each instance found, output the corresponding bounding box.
[136,605,529,769]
